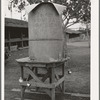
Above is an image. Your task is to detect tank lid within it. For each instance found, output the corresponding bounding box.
[25,2,66,15]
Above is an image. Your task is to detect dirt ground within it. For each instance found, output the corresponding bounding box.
[4,41,90,100]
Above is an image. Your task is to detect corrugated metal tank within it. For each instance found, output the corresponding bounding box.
[28,3,64,62]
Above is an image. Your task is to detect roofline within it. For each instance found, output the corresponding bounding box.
[5,18,28,28]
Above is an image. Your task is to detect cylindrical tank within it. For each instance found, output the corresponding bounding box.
[28,3,64,62]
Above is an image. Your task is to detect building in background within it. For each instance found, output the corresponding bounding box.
[5,18,28,51]
[65,28,88,42]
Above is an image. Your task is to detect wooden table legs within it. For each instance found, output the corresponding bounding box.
[51,65,55,100]
[20,63,65,100]
[20,66,26,100]
[62,63,65,100]
[21,86,26,100]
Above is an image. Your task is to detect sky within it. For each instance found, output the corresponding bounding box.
[4,0,28,20]
[5,0,20,19]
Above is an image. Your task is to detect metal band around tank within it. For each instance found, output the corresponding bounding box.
[29,38,63,41]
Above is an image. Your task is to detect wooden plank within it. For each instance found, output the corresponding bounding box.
[24,67,51,97]
[21,86,26,100]
[20,81,53,88]
[41,70,50,82]
[15,98,32,100]
[62,63,65,94]
[25,67,43,82]
[51,66,55,100]
[55,74,62,91]
[62,63,65,100]
[35,68,38,75]
[26,67,34,81]
[21,66,24,79]
[25,64,46,68]
[54,76,64,87]
[11,88,46,94]
[12,88,33,93]
[16,57,70,65]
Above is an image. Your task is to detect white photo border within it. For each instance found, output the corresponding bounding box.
[1,0,99,100]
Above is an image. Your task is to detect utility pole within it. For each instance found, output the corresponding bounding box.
[86,22,90,48]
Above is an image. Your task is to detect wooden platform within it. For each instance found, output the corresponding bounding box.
[16,57,70,100]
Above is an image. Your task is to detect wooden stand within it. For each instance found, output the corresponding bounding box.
[16,57,69,100]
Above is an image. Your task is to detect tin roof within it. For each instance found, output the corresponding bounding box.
[65,28,82,34]
[25,2,66,15]
[5,18,28,28]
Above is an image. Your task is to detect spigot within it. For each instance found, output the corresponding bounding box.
[19,77,23,83]
[68,69,72,74]
[27,83,31,87]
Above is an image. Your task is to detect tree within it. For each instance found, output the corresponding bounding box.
[8,0,29,20]
[53,0,91,55]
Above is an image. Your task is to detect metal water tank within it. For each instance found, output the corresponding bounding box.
[28,2,65,62]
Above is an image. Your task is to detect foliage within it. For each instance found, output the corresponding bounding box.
[8,0,29,12]
[62,0,90,28]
